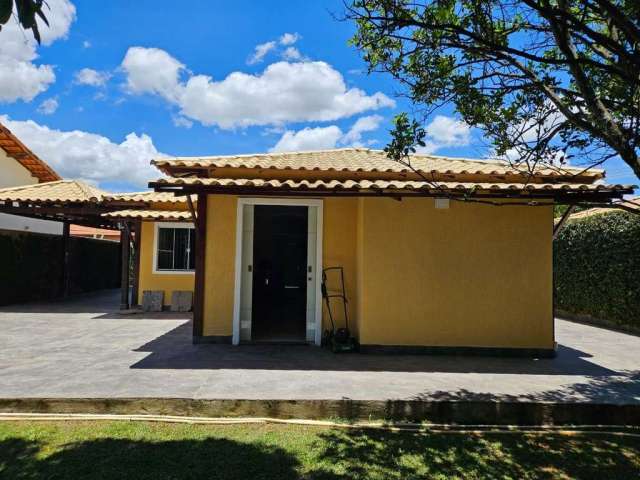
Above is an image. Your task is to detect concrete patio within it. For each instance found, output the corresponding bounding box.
[0,290,639,406]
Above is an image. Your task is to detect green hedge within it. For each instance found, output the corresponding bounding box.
[554,211,640,327]
[0,230,120,306]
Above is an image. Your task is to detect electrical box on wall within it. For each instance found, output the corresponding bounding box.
[434,198,450,209]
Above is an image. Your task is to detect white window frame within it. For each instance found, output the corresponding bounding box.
[232,198,324,346]
[152,222,196,275]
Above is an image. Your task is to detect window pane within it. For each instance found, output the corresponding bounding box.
[157,228,175,270]
[158,228,174,252]
[189,230,196,270]
[173,228,190,270]
[157,251,173,270]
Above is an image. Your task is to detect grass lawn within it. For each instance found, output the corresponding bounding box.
[0,421,639,479]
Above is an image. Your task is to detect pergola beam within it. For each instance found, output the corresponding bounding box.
[60,221,71,298]
[192,194,207,340]
[149,184,630,204]
[130,220,142,307]
[119,222,131,311]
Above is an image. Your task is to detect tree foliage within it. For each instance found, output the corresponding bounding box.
[347,0,640,179]
[0,0,49,44]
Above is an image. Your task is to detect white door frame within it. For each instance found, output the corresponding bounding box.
[232,198,324,345]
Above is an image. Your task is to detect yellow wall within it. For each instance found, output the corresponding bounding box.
[356,197,553,348]
[202,195,237,337]
[199,195,553,349]
[137,221,195,306]
[322,198,359,336]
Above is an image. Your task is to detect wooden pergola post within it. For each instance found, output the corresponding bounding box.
[60,221,70,298]
[192,194,207,340]
[130,219,142,307]
[119,222,130,310]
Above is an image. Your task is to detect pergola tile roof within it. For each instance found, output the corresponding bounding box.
[104,191,191,204]
[152,176,632,194]
[0,123,61,183]
[102,209,192,221]
[152,148,604,180]
[0,180,106,204]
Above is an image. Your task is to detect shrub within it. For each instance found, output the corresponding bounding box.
[554,211,640,327]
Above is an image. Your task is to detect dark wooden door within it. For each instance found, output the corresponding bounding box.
[252,205,308,342]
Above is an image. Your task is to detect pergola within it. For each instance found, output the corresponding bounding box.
[0,181,191,309]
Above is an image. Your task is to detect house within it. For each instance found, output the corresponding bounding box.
[148,148,634,355]
[0,123,62,234]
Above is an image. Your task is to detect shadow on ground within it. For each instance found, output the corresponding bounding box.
[410,370,640,404]
[310,428,640,479]
[130,321,619,377]
[0,437,299,480]
[1,428,638,480]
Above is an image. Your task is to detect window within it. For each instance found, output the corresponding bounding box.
[155,225,195,272]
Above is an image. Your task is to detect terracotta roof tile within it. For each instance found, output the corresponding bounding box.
[568,196,640,220]
[0,122,61,183]
[153,176,632,193]
[102,209,192,221]
[104,191,192,204]
[0,180,106,203]
[152,148,603,181]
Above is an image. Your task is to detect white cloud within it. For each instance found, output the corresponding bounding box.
[424,115,470,146]
[341,115,383,145]
[279,33,300,46]
[271,126,343,152]
[413,115,471,154]
[282,46,303,61]
[0,115,163,188]
[37,97,59,115]
[120,47,394,129]
[74,68,111,87]
[172,115,193,129]
[121,46,184,102]
[271,115,384,152]
[248,33,302,65]
[82,40,91,48]
[247,41,277,65]
[0,0,76,103]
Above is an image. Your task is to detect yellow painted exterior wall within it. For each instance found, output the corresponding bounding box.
[356,197,553,348]
[137,221,195,306]
[322,198,359,336]
[199,195,553,349]
[202,195,237,337]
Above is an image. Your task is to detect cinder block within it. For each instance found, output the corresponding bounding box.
[142,290,164,312]
[171,290,193,312]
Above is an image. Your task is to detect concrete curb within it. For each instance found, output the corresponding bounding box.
[0,398,639,426]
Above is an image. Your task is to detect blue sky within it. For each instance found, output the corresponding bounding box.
[0,0,635,192]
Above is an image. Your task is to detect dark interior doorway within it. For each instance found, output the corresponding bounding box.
[251,205,308,342]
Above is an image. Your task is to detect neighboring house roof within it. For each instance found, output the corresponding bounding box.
[152,148,604,182]
[0,123,61,183]
[70,224,121,241]
[568,196,640,220]
[102,209,193,221]
[0,180,106,204]
[150,148,634,199]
